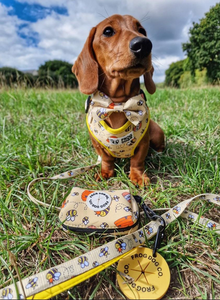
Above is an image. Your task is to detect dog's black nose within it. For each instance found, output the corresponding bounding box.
[129,37,152,59]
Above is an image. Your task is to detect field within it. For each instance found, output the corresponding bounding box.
[0,87,220,299]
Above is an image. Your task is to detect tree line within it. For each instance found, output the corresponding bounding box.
[165,3,219,87]
[0,60,78,88]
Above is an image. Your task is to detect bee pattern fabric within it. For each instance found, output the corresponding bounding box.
[59,187,139,234]
[1,194,219,300]
[86,90,150,158]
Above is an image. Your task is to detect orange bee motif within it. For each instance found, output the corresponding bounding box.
[114,216,134,228]
[108,103,116,109]
[81,190,94,201]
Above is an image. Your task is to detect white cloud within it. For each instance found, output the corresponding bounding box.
[154,55,180,70]
[0,0,218,82]
[0,4,29,68]
[0,4,22,49]
[28,10,99,66]
[0,3,49,69]
[153,55,181,83]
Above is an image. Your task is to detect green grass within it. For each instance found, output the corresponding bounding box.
[0,87,219,299]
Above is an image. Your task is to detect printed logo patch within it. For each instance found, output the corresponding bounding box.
[108,132,134,145]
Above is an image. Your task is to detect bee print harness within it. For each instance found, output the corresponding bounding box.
[86,90,150,158]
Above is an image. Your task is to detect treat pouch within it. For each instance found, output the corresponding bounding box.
[59,187,139,234]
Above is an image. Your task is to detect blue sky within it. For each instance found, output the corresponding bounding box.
[0,0,68,46]
[0,0,218,82]
[1,0,68,22]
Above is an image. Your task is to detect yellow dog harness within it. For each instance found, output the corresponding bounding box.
[86,90,150,158]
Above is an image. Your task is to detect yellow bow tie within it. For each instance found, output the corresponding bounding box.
[88,91,149,126]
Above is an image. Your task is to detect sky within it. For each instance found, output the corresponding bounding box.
[0,0,218,83]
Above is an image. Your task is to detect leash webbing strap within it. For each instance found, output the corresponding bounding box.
[0,194,219,300]
[27,156,101,210]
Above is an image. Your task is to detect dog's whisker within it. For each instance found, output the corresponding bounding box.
[152,54,160,61]
[139,12,150,23]
[109,58,121,68]
[97,12,108,20]
[141,16,151,23]
[111,56,122,69]
[98,58,121,79]
[152,56,163,68]
[99,74,107,90]
[98,70,106,77]
[104,7,110,17]
[152,63,161,71]
[152,64,161,71]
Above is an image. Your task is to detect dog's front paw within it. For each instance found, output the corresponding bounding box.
[129,169,150,187]
[95,169,114,181]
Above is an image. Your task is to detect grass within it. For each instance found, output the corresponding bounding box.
[0,86,220,299]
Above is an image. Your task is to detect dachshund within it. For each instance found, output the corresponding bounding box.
[72,14,165,186]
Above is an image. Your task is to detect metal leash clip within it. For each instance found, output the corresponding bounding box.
[133,195,166,257]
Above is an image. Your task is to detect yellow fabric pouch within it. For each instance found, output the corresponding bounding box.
[59,187,139,234]
[27,158,140,235]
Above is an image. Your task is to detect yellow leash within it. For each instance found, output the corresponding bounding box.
[27,249,134,300]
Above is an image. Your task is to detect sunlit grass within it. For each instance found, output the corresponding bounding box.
[0,87,219,299]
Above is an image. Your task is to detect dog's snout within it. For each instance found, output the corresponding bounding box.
[129,37,152,59]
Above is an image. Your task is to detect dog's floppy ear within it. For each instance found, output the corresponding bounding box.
[72,27,98,95]
[144,66,156,95]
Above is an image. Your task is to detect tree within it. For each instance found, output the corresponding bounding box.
[165,59,186,87]
[182,3,220,82]
[0,67,36,87]
[38,60,78,88]
[0,67,23,86]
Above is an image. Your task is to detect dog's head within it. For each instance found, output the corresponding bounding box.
[72,14,155,95]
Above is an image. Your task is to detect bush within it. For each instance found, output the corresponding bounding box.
[0,61,78,89]
[164,59,186,87]
[38,60,78,88]
[179,69,209,88]
[0,67,23,87]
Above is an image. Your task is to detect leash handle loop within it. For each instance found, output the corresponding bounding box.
[27,156,102,210]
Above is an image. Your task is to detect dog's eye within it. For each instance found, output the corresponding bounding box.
[103,27,115,37]
[138,27,146,36]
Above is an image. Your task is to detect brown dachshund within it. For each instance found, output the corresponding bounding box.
[72,14,165,186]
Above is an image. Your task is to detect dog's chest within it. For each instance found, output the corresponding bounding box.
[104,112,127,129]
